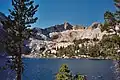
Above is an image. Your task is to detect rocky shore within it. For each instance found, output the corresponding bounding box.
[22,54,113,60]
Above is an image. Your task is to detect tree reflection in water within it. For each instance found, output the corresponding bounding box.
[113,61,120,80]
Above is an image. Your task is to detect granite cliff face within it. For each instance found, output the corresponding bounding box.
[27,22,107,58]
[49,22,104,42]
[32,22,103,41]
[32,22,73,40]
[0,12,106,57]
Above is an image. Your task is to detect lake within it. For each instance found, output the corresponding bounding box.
[22,58,115,80]
[0,57,119,80]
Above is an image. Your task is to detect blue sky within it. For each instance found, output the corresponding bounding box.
[0,0,116,28]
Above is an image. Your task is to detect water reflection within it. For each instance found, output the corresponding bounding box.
[0,58,119,80]
[23,59,114,80]
[113,61,120,80]
[0,56,15,80]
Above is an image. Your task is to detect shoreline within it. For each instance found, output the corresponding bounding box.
[22,55,116,60]
[6,55,119,60]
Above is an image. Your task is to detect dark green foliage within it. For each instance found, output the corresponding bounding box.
[103,0,120,30]
[53,0,120,59]
[56,64,72,80]
[3,0,39,55]
[65,45,75,57]
[78,44,87,55]
[104,11,116,24]
[100,0,120,60]
[56,64,86,80]
[74,73,86,80]
[103,11,117,33]
[114,0,120,22]
[88,44,100,57]
[73,39,84,45]
[99,35,120,59]
[1,0,39,80]
[111,35,120,45]
[56,47,64,57]
[114,0,120,2]
[100,22,110,32]
[57,45,75,57]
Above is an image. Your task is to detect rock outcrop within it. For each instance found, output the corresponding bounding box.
[49,22,104,42]
[32,22,73,40]
[27,22,106,57]
[0,13,107,58]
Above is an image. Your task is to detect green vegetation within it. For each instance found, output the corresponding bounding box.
[87,43,100,57]
[56,64,86,80]
[100,0,120,60]
[55,0,120,60]
[1,0,39,80]
[0,0,119,80]
[73,74,86,80]
[56,64,72,80]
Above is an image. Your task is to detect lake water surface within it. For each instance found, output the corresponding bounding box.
[0,57,118,80]
[23,58,115,80]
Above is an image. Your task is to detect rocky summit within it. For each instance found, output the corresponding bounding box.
[31,22,73,40]
[31,22,104,41]
[0,12,107,58]
[26,21,107,58]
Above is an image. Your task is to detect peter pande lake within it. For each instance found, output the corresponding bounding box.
[0,57,120,80]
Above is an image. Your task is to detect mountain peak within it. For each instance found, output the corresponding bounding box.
[88,22,101,29]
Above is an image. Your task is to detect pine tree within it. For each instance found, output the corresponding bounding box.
[56,64,86,80]
[104,0,120,30]
[74,73,86,80]
[2,0,39,80]
[56,64,72,80]
[114,0,120,22]
[101,0,120,60]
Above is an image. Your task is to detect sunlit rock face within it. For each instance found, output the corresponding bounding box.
[32,22,73,40]
[27,22,106,57]
[49,22,104,42]
[31,22,104,42]
[0,13,106,57]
